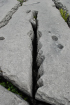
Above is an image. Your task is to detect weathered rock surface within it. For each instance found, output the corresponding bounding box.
[0,0,18,21]
[22,0,70,104]
[0,5,33,96]
[0,85,29,105]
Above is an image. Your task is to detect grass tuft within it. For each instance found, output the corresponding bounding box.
[59,8,69,22]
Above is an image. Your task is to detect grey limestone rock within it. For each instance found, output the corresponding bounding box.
[0,5,33,96]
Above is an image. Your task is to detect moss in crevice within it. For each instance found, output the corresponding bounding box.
[59,8,69,22]
[0,76,28,101]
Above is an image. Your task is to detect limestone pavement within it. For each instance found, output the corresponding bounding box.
[0,0,70,105]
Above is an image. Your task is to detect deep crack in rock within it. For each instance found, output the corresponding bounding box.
[29,10,38,99]
[29,11,52,105]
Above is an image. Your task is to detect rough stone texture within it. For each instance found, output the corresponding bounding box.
[0,85,29,105]
[0,0,18,21]
[0,6,33,96]
[22,0,70,104]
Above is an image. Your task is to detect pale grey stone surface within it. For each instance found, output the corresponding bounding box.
[0,0,18,21]
[0,85,29,105]
[22,0,70,104]
[0,6,32,96]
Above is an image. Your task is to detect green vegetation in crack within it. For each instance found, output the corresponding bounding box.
[0,77,28,101]
[17,0,25,6]
[59,8,69,22]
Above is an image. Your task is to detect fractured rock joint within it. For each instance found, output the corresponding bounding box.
[0,3,22,28]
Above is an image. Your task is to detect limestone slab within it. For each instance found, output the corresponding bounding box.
[22,0,70,104]
[18,0,70,104]
[0,6,32,96]
[0,0,18,21]
[0,85,29,105]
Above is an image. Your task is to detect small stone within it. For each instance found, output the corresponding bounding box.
[26,10,31,13]
[0,37,5,40]
[52,36,58,41]
[48,31,51,33]
[55,2,63,9]
[57,44,64,49]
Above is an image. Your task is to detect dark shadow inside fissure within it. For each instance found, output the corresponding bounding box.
[31,12,52,105]
[32,19,38,99]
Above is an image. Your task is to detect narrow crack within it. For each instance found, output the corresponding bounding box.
[29,11,52,105]
[29,10,38,99]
